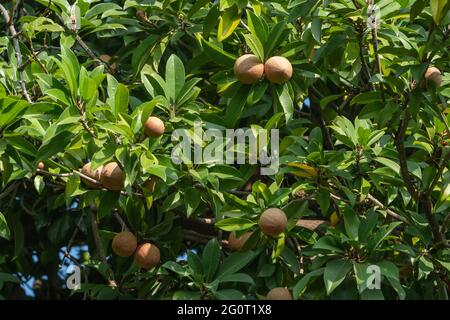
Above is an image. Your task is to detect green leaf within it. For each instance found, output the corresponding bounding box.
[113,84,129,116]
[184,187,201,217]
[274,84,293,123]
[264,22,289,58]
[0,212,10,240]
[226,85,250,127]
[59,45,80,97]
[97,192,120,220]
[218,273,254,285]
[430,0,448,25]
[246,10,268,45]
[313,236,345,253]
[323,259,352,295]
[343,206,360,240]
[217,6,240,42]
[215,218,256,231]
[163,261,191,277]
[379,261,406,299]
[34,175,45,194]
[0,272,20,283]
[165,54,185,103]
[176,78,201,106]
[215,289,245,300]
[311,17,322,43]
[36,130,75,162]
[244,34,264,61]
[202,239,221,282]
[217,251,257,278]
[293,268,324,299]
[201,38,236,68]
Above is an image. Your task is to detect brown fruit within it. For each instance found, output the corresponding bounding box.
[424,66,442,88]
[100,162,125,191]
[266,287,293,300]
[81,163,103,188]
[136,10,147,20]
[144,116,165,138]
[264,56,293,84]
[228,231,252,251]
[99,54,111,63]
[143,177,157,193]
[258,208,287,237]
[37,162,45,170]
[134,243,161,269]
[234,54,264,84]
[112,231,137,257]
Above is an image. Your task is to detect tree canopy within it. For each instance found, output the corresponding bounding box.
[0,0,450,300]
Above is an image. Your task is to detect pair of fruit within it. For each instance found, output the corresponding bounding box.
[80,116,165,191]
[234,54,293,84]
[228,208,288,250]
[112,231,160,269]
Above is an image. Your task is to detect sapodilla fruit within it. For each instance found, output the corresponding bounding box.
[228,231,252,251]
[233,54,264,84]
[100,162,125,191]
[144,116,165,138]
[264,56,293,84]
[258,208,287,237]
[134,243,161,269]
[266,287,293,300]
[112,231,137,257]
[37,162,45,170]
[424,67,442,88]
[81,162,103,188]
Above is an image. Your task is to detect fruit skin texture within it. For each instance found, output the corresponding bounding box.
[144,116,165,138]
[266,287,293,300]
[234,54,264,84]
[258,208,287,237]
[228,231,252,251]
[424,67,442,88]
[134,243,161,269]
[100,162,125,191]
[264,56,293,84]
[81,163,103,188]
[112,231,137,257]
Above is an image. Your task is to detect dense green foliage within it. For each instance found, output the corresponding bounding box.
[0,0,450,300]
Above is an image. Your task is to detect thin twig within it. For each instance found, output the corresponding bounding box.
[366,194,408,223]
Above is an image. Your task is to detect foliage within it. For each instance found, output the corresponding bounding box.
[0,0,450,300]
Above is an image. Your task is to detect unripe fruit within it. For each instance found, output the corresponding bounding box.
[112,231,137,257]
[100,162,125,191]
[81,163,103,188]
[264,56,293,84]
[228,231,252,251]
[258,208,287,237]
[266,287,293,300]
[234,54,264,84]
[134,243,161,269]
[144,116,165,138]
[424,66,442,88]
[37,162,45,170]
[143,177,156,193]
